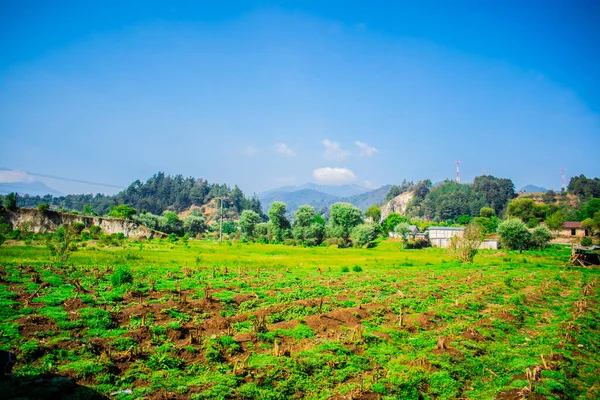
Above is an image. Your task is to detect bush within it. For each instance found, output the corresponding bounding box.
[111,267,133,287]
[350,222,378,248]
[449,224,484,263]
[70,222,86,235]
[325,237,344,247]
[405,238,429,249]
[352,265,363,272]
[89,225,102,238]
[37,203,50,214]
[581,237,593,247]
[530,225,553,249]
[498,218,532,252]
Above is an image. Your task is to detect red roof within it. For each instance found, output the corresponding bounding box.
[562,222,582,229]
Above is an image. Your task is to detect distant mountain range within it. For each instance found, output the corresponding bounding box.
[519,185,548,193]
[0,181,62,196]
[258,183,392,214]
[260,183,371,198]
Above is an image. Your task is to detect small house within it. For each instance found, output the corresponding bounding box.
[388,225,421,239]
[427,226,465,248]
[560,222,588,238]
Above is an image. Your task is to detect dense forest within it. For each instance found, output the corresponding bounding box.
[384,175,516,222]
[15,172,264,218]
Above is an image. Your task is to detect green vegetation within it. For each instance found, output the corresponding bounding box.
[1,239,598,399]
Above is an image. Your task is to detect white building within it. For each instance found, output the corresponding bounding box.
[427,226,465,248]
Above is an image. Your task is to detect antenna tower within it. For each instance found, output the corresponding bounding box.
[456,161,461,183]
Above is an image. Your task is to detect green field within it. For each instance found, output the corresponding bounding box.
[1,240,599,399]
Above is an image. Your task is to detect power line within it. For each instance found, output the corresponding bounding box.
[0,167,125,189]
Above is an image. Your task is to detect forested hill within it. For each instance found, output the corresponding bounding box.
[382,175,517,221]
[15,172,264,217]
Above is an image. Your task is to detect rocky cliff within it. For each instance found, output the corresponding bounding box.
[1,208,166,239]
[380,191,414,221]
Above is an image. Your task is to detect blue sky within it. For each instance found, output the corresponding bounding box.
[1,1,599,195]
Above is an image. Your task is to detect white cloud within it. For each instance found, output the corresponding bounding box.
[0,170,34,183]
[243,145,260,156]
[274,142,296,157]
[312,167,357,185]
[355,141,378,156]
[322,139,350,160]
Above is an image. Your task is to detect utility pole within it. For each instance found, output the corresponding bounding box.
[214,196,227,243]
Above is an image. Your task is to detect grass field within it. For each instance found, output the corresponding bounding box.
[1,239,599,399]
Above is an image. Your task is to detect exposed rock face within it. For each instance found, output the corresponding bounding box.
[2,208,166,239]
[380,191,414,221]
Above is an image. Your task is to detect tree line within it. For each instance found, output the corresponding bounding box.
[12,172,265,219]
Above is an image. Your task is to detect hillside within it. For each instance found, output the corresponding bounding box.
[13,172,265,219]
[519,184,548,193]
[381,190,414,221]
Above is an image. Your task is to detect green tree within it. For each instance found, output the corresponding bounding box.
[37,203,50,214]
[294,205,316,228]
[394,222,411,242]
[530,225,553,249]
[184,215,207,237]
[3,192,18,210]
[545,210,566,231]
[507,198,548,227]
[326,202,364,245]
[542,190,556,204]
[159,211,184,235]
[47,225,78,264]
[579,199,600,220]
[267,201,291,242]
[350,222,378,247]
[472,175,515,216]
[381,213,407,234]
[292,205,325,246]
[108,204,137,219]
[239,210,261,239]
[497,218,531,252]
[82,204,96,216]
[480,207,495,218]
[365,205,382,223]
[254,222,274,243]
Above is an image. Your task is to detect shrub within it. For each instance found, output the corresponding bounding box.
[449,224,484,263]
[89,225,102,238]
[37,203,50,214]
[47,225,77,264]
[498,218,531,252]
[530,225,553,249]
[108,204,137,219]
[70,222,86,235]
[581,237,593,247]
[111,267,133,287]
[352,265,363,272]
[405,238,429,249]
[350,222,378,248]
